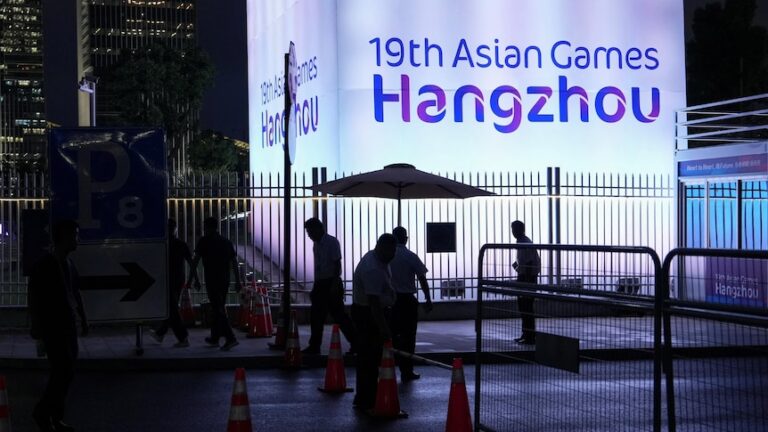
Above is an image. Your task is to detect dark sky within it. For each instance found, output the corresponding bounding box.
[684,0,768,40]
[197,0,249,143]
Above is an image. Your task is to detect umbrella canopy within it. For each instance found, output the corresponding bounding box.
[309,163,495,224]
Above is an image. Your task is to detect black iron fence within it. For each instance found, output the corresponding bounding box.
[0,168,674,306]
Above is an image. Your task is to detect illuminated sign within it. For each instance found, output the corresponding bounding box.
[249,1,686,174]
[248,0,685,175]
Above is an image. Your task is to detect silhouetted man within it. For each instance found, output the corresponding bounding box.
[302,217,357,354]
[28,219,87,432]
[150,219,198,347]
[389,226,432,381]
[511,220,540,345]
[351,233,397,411]
[188,217,242,351]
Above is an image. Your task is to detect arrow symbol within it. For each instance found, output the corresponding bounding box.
[79,262,155,302]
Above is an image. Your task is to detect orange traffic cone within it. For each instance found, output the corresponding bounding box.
[372,340,407,418]
[318,325,353,393]
[226,368,252,432]
[246,288,273,338]
[283,311,302,368]
[238,281,258,331]
[445,358,472,432]
[267,320,285,350]
[0,375,11,431]
[179,285,196,326]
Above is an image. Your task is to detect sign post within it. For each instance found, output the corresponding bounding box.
[279,42,298,347]
[49,128,168,354]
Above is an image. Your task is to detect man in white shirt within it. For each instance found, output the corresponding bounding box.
[351,233,397,411]
[303,218,357,354]
[512,220,541,345]
[389,226,432,381]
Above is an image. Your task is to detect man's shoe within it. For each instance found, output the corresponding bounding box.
[401,372,421,382]
[204,337,219,347]
[51,420,75,432]
[518,338,536,345]
[149,329,164,344]
[301,346,320,355]
[514,336,526,343]
[32,410,54,432]
[173,339,190,348]
[220,339,239,351]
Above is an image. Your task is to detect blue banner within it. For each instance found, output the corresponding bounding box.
[679,153,768,177]
[49,128,167,242]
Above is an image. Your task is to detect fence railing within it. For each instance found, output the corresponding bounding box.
[476,243,664,432]
[476,245,767,432]
[661,248,768,432]
[0,168,673,306]
[676,93,768,148]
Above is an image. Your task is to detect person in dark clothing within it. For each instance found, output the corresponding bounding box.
[351,234,397,411]
[28,219,87,432]
[511,220,541,345]
[302,217,357,354]
[150,219,198,347]
[187,217,242,351]
[389,226,432,381]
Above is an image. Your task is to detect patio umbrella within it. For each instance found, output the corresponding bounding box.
[308,163,495,225]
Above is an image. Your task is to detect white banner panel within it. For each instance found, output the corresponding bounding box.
[249,0,686,175]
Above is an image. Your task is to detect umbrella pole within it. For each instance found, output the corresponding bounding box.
[397,189,402,227]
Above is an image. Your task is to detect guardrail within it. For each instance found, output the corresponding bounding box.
[661,248,768,432]
[476,243,663,432]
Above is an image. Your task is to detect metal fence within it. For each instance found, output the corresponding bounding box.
[475,244,767,432]
[675,93,768,149]
[0,168,674,306]
[661,248,768,432]
[476,244,663,432]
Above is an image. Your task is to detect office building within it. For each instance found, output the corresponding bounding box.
[0,0,45,169]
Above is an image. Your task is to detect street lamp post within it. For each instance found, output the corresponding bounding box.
[78,76,98,127]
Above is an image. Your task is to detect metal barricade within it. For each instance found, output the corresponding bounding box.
[661,248,768,432]
[476,243,663,432]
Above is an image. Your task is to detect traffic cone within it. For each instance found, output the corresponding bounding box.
[0,375,10,432]
[283,311,302,368]
[445,358,472,432]
[226,368,252,432]
[246,287,273,338]
[372,340,407,418]
[267,320,285,350]
[238,281,257,331]
[179,285,196,326]
[236,294,251,331]
[318,325,353,393]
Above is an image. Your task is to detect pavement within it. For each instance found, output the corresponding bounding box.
[1,315,763,371]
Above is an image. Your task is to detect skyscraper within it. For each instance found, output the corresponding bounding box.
[0,0,46,169]
[87,0,197,171]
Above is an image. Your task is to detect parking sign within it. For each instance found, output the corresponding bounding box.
[49,128,168,322]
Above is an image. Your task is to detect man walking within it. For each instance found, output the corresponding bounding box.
[188,217,242,351]
[511,220,541,345]
[351,234,397,411]
[28,220,88,432]
[150,219,197,347]
[302,217,357,354]
[389,227,432,381]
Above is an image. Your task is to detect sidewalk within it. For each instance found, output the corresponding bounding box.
[0,320,476,370]
[1,316,761,371]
